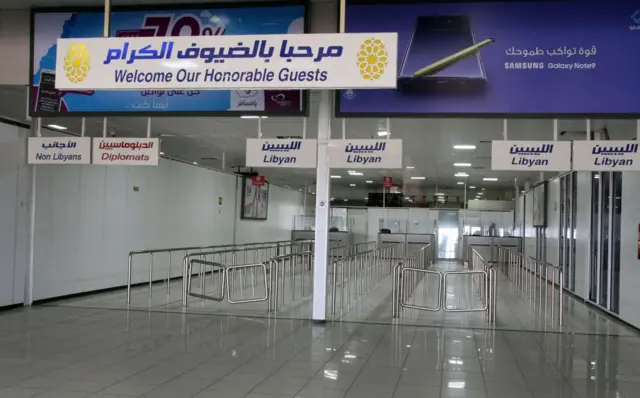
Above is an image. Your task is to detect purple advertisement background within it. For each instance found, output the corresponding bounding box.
[338,0,640,116]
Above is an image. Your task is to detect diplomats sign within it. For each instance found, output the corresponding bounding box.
[92,138,159,165]
[491,141,571,171]
[55,33,398,91]
[28,137,91,164]
[573,141,640,171]
[328,139,402,169]
[245,139,317,168]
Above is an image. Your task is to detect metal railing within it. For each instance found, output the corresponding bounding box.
[392,246,496,322]
[181,240,313,307]
[329,243,402,315]
[497,246,564,326]
[126,239,313,303]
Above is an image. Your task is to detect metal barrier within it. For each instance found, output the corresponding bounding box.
[126,239,312,304]
[329,243,402,315]
[497,246,564,326]
[393,246,496,322]
[181,240,312,307]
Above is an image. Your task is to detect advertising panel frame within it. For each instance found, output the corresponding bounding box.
[336,0,640,118]
[29,1,310,117]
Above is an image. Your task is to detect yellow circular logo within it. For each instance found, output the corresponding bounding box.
[357,38,388,81]
[63,44,90,84]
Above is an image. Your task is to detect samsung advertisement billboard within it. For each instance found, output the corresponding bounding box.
[337,0,640,117]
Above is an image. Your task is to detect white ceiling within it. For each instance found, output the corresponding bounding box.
[3,84,638,200]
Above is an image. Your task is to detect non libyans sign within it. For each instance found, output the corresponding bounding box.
[28,137,91,164]
[55,33,398,90]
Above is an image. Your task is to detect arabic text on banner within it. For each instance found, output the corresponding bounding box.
[54,33,398,90]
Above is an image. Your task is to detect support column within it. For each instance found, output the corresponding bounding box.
[312,90,331,323]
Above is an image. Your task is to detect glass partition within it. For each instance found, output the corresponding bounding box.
[379,218,407,233]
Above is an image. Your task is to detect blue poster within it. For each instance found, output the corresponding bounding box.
[31,5,306,116]
[338,0,640,116]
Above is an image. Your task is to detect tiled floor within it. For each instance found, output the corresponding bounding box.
[1,260,639,397]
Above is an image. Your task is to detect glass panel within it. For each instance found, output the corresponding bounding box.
[559,176,566,282]
[570,172,578,290]
[599,172,610,307]
[611,172,622,313]
[589,172,599,302]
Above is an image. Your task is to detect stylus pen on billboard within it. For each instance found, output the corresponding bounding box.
[413,38,495,77]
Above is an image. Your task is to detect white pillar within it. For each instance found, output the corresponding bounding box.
[312,90,331,323]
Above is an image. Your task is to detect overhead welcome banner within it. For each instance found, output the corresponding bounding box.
[573,141,640,171]
[28,137,91,164]
[31,5,306,116]
[245,139,317,168]
[92,138,159,165]
[491,141,571,171]
[328,139,402,169]
[338,0,640,116]
[54,32,398,91]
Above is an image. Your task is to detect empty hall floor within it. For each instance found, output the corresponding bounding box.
[0,304,639,398]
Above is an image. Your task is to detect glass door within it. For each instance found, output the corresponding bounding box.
[437,210,460,260]
[588,172,621,313]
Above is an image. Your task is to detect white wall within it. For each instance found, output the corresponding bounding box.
[234,182,303,245]
[618,172,640,327]
[523,190,536,258]
[0,11,30,85]
[545,178,561,266]
[0,121,29,307]
[574,171,591,299]
[0,121,304,304]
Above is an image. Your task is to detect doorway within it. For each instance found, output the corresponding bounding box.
[437,210,460,260]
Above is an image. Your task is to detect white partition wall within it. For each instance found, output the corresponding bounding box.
[0,122,29,307]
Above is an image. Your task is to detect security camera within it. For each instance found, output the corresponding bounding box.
[109,131,117,137]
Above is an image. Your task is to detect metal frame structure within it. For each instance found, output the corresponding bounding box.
[392,246,497,322]
[497,246,564,326]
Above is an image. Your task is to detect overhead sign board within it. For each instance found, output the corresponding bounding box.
[92,138,159,165]
[245,139,317,168]
[338,0,640,116]
[28,137,91,164]
[55,32,398,91]
[328,139,402,169]
[31,5,307,116]
[572,141,640,171]
[491,141,571,171]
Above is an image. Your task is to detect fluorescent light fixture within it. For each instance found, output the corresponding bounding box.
[366,180,373,183]
[483,177,498,181]
[240,115,267,119]
[410,176,426,180]
[377,131,389,137]
[47,124,67,130]
[482,188,486,191]
[457,182,465,185]
[406,166,415,169]
[348,171,364,176]
[344,199,348,201]
[469,186,476,189]
[330,197,335,200]
[594,174,600,179]
[364,197,369,200]
[330,175,342,179]
[434,192,444,196]
[453,145,476,150]
[455,172,469,177]
[404,197,410,200]
[160,151,165,155]
[192,162,198,165]
[347,170,357,174]
[454,163,472,167]
[349,183,356,187]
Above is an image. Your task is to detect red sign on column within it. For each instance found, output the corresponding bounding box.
[382,176,392,188]
[251,175,265,186]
